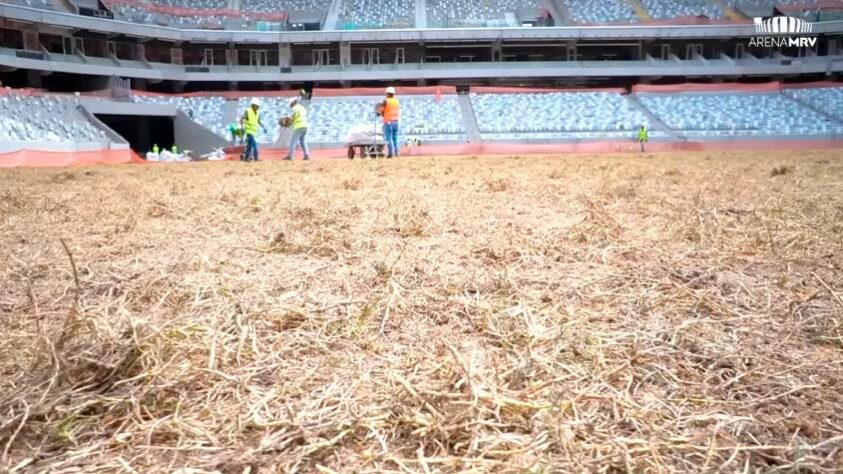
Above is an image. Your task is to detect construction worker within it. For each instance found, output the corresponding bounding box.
[377,86,400,158]
[241,98,267,162]
[171,144,178,154]
[152,143,159,154]
[283,97,310,161]
[637,125,648,152]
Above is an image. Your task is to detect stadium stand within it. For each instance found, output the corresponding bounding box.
[640,0,724,19]
[148,0,229,8]
[338,0,415,29]
[636,92,843,138]
[470,92,654,140]
[132,95,228,138]
[8,0,55,10]
[565,0,639,24]
[241,0,327,14]
[265,96,448,144]
[425,0,541,28]
[0,94,108,144]
[306,96,466,143]
[783,87,843,121]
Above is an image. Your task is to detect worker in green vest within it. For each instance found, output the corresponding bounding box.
[240,98,267,162]
[637,125,648,152]
[171,144,178,154]
[283,97,310,161]
[152,144,159,154]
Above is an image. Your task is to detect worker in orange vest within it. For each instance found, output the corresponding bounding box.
[377,86,400,158]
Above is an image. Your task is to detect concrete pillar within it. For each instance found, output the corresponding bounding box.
[279,43,292,68]
[340,41,351,67]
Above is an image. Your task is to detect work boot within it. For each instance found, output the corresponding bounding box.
[283,156,293,161]
[303,156,311,161]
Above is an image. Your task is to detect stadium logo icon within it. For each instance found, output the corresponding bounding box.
[749,16,817,48]
[754,16,812,35]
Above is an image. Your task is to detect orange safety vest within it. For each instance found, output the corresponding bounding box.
[382,97,400,123]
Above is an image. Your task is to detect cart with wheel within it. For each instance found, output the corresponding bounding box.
[346,122,385,159]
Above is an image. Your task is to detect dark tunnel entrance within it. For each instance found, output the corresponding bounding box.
[94,114,175,154]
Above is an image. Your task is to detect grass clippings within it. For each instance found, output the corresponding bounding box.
[1,151,842,473]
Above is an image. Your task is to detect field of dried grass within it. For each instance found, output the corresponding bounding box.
[1,150,842,473]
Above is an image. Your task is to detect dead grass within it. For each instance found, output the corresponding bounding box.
[1,151,842,473]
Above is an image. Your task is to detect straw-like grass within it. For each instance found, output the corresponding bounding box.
[1,150,842,473]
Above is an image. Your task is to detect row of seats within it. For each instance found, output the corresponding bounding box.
[783,87,843,121]
[565,0,639,24]
[0,95,108,143]
[338,0,415,29]
[641,0,723,19]
[637,92,843,137]
[426,0,540,28]
[147,0,229,9]
[307,95,465,142]
[471,92,651,137]
[242,0,330,13]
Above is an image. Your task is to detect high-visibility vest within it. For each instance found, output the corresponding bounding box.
[291,103,308,130]
[152,144,159,154]
[172,145,178,154]
[382,97,399,123]
[638,128,648,141]
[244,107,260,135]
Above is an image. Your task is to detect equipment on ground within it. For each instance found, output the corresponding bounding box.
[346,121,385,159]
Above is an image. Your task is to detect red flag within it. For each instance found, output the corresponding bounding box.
[434,87,442,104]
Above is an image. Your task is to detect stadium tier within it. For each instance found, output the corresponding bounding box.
[636,91,843,138]
[426,0,542,28]
[0,94,109,147]
[5,0,842,29]
[565,0,640,23]
[338,0,415,29]
[2,86,842,156]
[470,91,657,140]
[640,0,724,20]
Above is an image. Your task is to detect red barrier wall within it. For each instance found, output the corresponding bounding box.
[312,86,457,97]
[0,149,137,168]
[471,86,627,94]
[632,80,842,93]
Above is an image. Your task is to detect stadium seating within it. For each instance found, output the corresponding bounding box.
[338,0,415,29]
[304,96,466,143]
[426,0,540,28]
[783,87,843,121]
[148,0,229,8]
[132,95,228,137]
[9,0,55,10]
[565,0,639,24]
[0,95,108,144]
[470,92,653,140]
[242,0,329,14]
[641,0,723,19]
[636,92,843,137]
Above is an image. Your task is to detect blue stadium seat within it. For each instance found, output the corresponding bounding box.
[470,92,653,140]
[637,91,843,138]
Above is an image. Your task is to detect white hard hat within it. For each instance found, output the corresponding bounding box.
[385,86,396,95]
[288,97,299,106]
[250,98,261,107]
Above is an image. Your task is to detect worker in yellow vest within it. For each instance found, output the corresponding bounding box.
[377,86,400,158]
[283,97,310,161]
[240,98,267,162]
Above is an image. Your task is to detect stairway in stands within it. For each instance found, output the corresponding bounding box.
[626,0,652,21]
